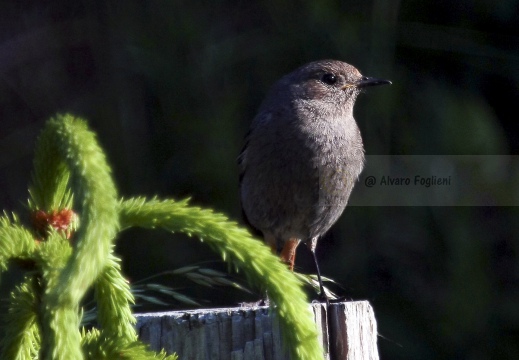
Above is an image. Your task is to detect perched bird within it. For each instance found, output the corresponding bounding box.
[239,60,390,299]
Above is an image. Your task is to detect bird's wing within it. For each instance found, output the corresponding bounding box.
[238,111,273,186]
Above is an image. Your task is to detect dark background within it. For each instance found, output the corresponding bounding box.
[1,1,518,359]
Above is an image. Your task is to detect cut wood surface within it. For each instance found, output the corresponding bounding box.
[136,300,379,360]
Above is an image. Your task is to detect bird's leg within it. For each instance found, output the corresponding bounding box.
[307,238,328,304]
[280,238,301,271]
[311,250,328,304]
[262,235,301,302]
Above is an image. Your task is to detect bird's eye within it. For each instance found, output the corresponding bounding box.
[321,73,337,85]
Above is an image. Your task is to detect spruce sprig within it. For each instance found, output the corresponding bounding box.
[119,197,323,359]
[0,114,323,360]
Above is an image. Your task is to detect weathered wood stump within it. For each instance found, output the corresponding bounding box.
[136,300,379,360]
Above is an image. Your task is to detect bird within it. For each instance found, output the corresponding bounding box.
[238,59,391,300]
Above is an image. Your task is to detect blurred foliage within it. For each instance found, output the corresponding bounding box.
[0,115,322,359]
[0,0,518,359]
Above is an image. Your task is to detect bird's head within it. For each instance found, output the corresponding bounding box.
[275,60,391,117]
[288,60,391,104]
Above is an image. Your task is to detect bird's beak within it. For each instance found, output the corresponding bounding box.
[356,76,392,88]
[341,76,392,90]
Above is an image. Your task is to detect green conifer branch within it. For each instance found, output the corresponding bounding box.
[94,250,138,343]
[31,115,119,360]
[0,216,37,274]
[28,121,71,212]
[0,114,323,359]
[0,216,41,360]
[119,197,323,360]
[36,232,74,359]
[81,329,178,360]
[34,232,72,290]
[0,276,40,360]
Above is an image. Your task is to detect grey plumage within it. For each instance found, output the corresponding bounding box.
[239,59,390,298]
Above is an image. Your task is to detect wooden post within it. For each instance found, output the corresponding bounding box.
[136,301,379,360]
